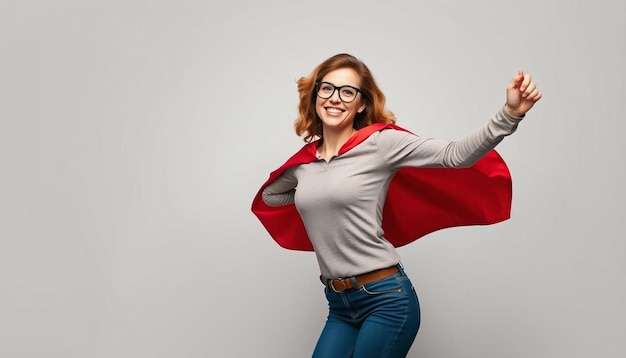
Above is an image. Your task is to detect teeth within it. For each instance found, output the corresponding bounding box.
[327,108,343,114]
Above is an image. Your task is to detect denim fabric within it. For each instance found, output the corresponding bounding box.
[312,266,420,358]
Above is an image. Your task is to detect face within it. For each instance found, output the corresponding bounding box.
[315,68,366,132]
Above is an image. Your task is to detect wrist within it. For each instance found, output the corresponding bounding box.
[504,104,525,118]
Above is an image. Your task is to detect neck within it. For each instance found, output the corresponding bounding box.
[319,126,356,160]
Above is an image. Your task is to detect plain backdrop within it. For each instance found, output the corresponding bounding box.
[1,0,625,357]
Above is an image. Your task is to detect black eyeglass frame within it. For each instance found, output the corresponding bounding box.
[315,81,362,103]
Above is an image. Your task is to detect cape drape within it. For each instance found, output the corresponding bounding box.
[251,123,512,251]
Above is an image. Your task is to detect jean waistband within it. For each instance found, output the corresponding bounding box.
[320,264,402,293]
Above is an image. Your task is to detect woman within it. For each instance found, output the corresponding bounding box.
[251,53,541,357]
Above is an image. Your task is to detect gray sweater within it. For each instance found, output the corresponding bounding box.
[262,108,522,278]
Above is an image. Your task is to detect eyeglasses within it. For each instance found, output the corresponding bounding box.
[315,81,361,103]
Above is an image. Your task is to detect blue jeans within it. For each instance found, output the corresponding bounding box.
[312,266,420,358]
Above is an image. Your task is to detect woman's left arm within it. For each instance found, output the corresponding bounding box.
[378,71,542,169]
[434,70,542,167]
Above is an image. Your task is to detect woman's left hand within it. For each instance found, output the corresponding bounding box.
[505,70,542,117]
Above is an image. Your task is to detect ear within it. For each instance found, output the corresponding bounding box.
[357,103,366,114]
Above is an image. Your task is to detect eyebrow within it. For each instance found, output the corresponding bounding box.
[320,81,360,88]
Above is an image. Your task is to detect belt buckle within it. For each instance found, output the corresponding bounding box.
[329,278,344,293]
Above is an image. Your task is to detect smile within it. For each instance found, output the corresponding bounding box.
[325,107,345,114]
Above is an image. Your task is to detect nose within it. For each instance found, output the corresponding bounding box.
[329,88,342,103]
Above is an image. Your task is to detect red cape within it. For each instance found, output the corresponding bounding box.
[251,123,512,251]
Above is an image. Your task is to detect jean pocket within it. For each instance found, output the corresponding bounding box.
[359,274,406,296]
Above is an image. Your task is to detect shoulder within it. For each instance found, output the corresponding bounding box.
[367,124,429,157]
[375,124,418,142]
[285,141,318,163]
[356,123,415,142]
[266,140,319,180]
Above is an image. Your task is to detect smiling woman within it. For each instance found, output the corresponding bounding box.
[252,53,541,357]
[294,54,396,143]
[314,69,366,160]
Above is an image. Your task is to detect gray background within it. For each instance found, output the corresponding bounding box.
[2,0,624,357]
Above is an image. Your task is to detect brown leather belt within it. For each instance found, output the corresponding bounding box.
[320,265,400,292]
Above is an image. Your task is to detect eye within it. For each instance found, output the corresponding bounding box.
[320,84,333,92]
[342,88,356,97]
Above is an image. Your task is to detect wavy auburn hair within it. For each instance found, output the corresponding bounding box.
[294,53,396,142]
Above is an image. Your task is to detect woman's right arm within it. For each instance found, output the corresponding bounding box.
[261,170,297,207]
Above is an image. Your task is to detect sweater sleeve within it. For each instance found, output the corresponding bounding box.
[261,168,298,206]
[377,107,523,170]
